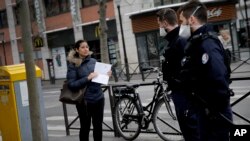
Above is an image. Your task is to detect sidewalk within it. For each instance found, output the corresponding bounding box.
[49,132,162,141]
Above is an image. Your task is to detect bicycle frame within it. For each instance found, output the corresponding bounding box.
[113,67,182,141]
[133,79,168,129]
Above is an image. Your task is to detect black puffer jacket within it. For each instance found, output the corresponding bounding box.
[162,26,187,90]
[66,50,103,103]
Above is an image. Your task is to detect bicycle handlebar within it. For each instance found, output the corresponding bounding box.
[141,67,159,72]
[142,67,163,80]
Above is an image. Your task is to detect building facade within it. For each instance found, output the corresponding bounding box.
[0,0,248,80]
[114,0,248,73]
[0,0,118,80]
[124,0,241,69]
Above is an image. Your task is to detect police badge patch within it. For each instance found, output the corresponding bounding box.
[202,53,209,64]
[181,57,187,66]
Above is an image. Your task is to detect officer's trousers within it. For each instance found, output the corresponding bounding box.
[171,90,200,141]
[198,104,232,141]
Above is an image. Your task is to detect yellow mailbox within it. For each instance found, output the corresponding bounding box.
[0,64,48,141]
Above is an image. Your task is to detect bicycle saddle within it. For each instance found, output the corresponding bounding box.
[113,84,140,94]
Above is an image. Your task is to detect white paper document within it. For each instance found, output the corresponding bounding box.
[92,62,112,85]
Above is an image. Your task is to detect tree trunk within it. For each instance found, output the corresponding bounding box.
[18,0,44,140]
[97,0,109,63]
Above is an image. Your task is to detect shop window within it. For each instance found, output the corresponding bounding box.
[35,50,42,59]
[80,0,112,8]
[108,39,119,65]
[136,31,160,68]
[239,19,249,48]
[0,57,3,66]
[19,50,42,61]
[0,10,8,29]
[137,36,149,67]
[19,53,24,61]
[44,0,70,17]
[88,40,101,61]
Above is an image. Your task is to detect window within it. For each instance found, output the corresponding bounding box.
[0,10,8,29]
[239,19,249,48]
[13,1,35,26]
[29,1,36,21]
[13,7,20,25]
[80,0,97,8]
[44,0,70,16]
[136,31,160,68]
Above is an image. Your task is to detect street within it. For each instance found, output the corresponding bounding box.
[43,77,250,141]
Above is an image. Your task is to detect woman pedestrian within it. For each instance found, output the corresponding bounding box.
[66,39,111,141]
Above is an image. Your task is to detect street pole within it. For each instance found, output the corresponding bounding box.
[2,40,7,65]
[117,5,130,81]
[18,0,44,141]
[244,0,249,49]
[0,32,6,65]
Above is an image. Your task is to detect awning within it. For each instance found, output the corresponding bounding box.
[126,0,229,17]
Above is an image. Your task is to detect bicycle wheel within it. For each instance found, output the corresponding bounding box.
[114,96,141,140]
[153,98,184,141]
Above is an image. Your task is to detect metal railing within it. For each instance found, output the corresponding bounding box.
[111,61,162,82]
[61,52,250,136]
[61,85,116,136]
[61,78,250,136]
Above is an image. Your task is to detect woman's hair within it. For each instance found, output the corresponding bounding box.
[74,39,88,49]
[73,39,88,57]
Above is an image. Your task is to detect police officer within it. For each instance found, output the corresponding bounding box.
[156,8,200,141]
[178,0,232,140]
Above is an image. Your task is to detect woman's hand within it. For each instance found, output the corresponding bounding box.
[107,70,112,77]
[87,72,98,80]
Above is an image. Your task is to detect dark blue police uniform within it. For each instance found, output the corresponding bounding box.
[163,26,200,141]
[180,24,233,141]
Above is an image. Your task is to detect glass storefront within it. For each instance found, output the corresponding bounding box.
[0,10,7,29]
[136,31,160,68]
[239,18,250,48]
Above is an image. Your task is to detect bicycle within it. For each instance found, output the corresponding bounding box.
[113,67,183,141]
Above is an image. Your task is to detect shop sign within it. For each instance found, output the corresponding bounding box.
[207,7,222,19]
[95,26,100,38]
[34,36,44,48]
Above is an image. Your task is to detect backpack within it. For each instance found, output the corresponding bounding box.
[185,31,232,83]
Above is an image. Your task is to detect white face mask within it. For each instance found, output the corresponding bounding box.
[159,27,167,37]
[179,25,191,38]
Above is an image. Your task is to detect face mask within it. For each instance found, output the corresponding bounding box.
[179,25,191,38]
[178,6,201,39]
[159,27,167,37]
